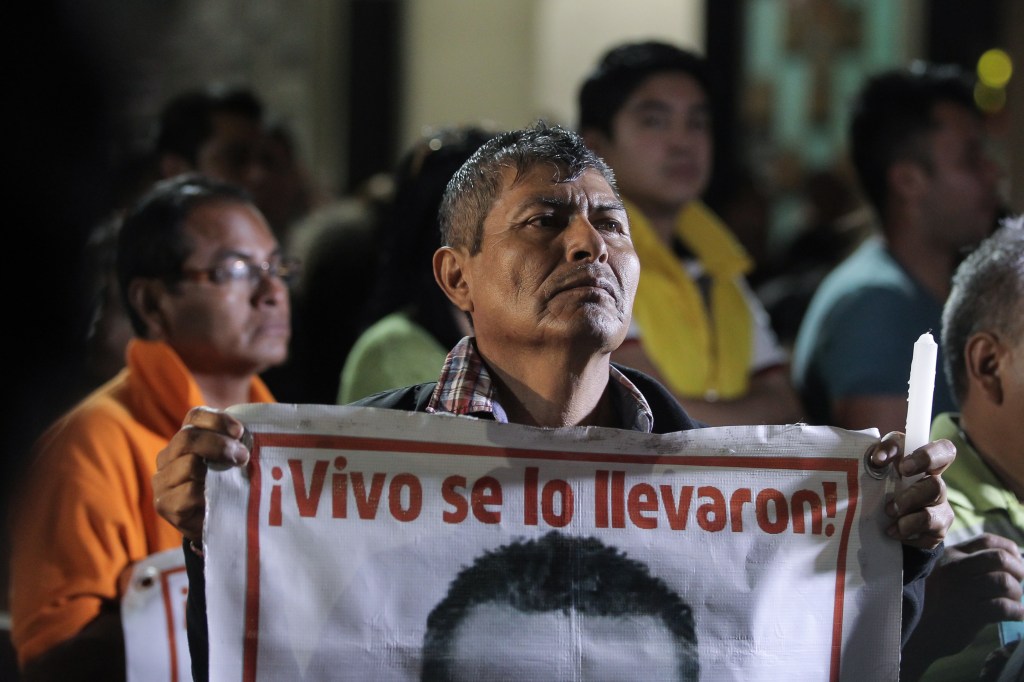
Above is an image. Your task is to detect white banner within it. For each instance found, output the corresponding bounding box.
[205,404,902,681]
[122,548,191,682]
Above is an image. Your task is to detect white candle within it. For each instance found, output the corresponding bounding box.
[904,332,938,456]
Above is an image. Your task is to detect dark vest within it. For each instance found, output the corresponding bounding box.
[350,363,705,434]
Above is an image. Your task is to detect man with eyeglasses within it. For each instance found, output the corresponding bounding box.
[8,174,295,680]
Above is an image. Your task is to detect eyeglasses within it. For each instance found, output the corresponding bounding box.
[180,256,301,288]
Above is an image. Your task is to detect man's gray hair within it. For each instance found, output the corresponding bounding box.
[941,216,1024,403]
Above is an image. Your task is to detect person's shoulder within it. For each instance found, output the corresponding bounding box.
[814,238,913,300]
[36,379,135,451]
[15,379,141,509]
[354,313,443,353]
[612,364,705,433]
[800,240,920,338]
[343,315,415,377]
[340,330,447,404]
[348,381,438,412]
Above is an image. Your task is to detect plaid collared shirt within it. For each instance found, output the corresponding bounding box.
[426,337,654,432]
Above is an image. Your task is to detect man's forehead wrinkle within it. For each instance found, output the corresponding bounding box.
[595,197,627,213]
[516,196,572,213]
[511,191,624,217]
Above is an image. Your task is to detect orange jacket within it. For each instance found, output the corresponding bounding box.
[9,339,274,666]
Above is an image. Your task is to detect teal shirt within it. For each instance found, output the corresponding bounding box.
[792,237,955,425]
[918,413,1024,682]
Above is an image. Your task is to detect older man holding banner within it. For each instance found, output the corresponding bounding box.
[153,123,955,681]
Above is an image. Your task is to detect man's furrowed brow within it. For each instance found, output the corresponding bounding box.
[593,198,626,213]
[518,196,625,214]
[517,196,572,212]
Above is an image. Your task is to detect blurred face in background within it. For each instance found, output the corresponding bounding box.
[586,71,712,221]
[195,112,266,190]
[917,102,1002,252]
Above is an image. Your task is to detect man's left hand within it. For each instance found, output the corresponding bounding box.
[868,432,956,549]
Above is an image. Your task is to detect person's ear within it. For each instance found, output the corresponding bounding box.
[159,153,192,179]
[127,278,169,340]
[433,246,473,314]
[888,160,928,203]
[964,331,1004,405]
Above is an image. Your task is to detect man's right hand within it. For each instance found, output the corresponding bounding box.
[152,406,251,543]
[932,533,1024,636]
[902,532,1024,680]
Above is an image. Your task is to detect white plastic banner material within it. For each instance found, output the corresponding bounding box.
[205,404,902,682]
[122,548,191,682]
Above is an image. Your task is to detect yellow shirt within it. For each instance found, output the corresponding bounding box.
[628,200,755,399]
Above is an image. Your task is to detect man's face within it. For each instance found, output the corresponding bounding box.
[586,72,712,218]
[918,102,1001,251]
[154,201,290,376]
[446,603,687,681]
[195,112,266,192]
[448,166,639,357]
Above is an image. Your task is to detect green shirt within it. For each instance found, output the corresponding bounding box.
[338,311,449,404]
[919,412,1024,682]
[936,413,1024,547]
